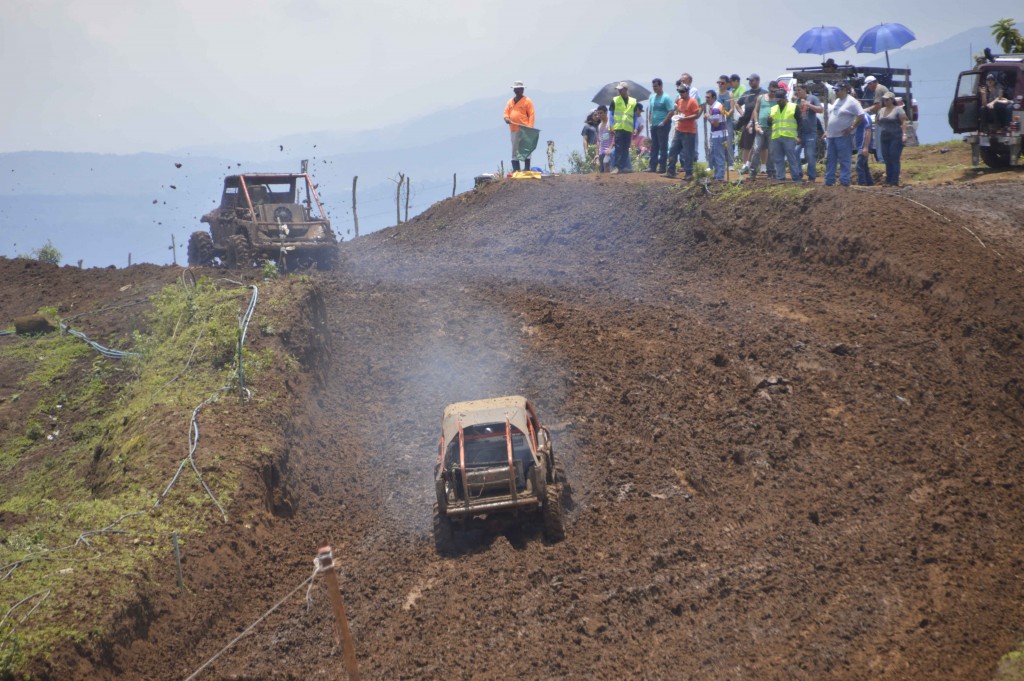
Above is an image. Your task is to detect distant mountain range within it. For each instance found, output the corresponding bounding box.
[0,25,997,267]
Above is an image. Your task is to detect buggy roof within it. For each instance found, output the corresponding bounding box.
[223,174,306,185]
[442,396,532,445]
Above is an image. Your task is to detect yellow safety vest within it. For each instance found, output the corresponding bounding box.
[770,103,798,139]
[612,96,637,132]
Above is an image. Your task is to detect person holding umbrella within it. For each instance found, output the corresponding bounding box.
[609,82,639,174]
[503,80,535,173]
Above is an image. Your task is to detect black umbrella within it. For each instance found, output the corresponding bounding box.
[591,80,651,106]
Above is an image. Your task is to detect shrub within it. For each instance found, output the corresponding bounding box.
[32,240,62,266]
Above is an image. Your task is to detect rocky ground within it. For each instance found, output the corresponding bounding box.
[3,149,1024,680]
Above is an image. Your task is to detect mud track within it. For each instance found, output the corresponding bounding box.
[9,174,1024,680]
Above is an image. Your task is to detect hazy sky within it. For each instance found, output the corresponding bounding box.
[1,0,1018,154]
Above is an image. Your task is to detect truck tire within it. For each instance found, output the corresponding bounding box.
[433,502,455,554]
[187,232,214,267]
[980,142,1013,169]
[226,234,253,268]
[542,480,566,543]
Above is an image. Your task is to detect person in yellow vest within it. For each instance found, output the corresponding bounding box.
[608,82,638,174]
[504,80,535,172]
[767,88,803,182]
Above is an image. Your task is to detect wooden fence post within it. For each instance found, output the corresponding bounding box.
[404,176,410,223]
[452,173,456,197]
[351,176,359,238]
[394,173,404,225]
[317,546,362,681]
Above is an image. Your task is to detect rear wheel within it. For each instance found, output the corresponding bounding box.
[980,142,1014,169]
[187,232,214,267]
[432,503,455,554]
[226,234,253,268]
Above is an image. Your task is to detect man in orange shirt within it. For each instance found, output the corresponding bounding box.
[504,80,536,172]
[664,86,700,180]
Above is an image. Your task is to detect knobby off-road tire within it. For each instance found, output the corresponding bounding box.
[433,502,455,555]
[226,234,253,268]
[542,459,567,543]
[980,142,1014,169]
[187,231,214,267]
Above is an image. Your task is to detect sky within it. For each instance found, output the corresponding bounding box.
[1,0,1020,155]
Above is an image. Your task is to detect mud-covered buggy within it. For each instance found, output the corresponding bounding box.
[433,396,567,553]
[189,172,338,271]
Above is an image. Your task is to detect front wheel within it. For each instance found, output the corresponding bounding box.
[432,503,455,555]
[225,234,253,268]
[542,481,566,543]
[187,231,214,267]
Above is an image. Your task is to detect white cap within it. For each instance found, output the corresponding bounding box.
[511,80,525,89]
[617,81,629,90]
[864,76,877,85]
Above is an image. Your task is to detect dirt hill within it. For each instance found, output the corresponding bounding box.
[3,154,1024,680]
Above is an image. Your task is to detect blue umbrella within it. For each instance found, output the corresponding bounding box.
[855,23,916,68]
[793,26,855,57]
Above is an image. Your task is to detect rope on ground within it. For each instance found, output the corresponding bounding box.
[0,330,13,336]
[182,563,331,681]
[847,185,996,254]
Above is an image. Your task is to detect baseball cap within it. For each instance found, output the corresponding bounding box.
[511,80,525,88]
[882,91,895,100]
[836,80,851,89]
[864,76,877,85]
[617,81,629,90]
[777,81,789,93]
[748,73,760,81]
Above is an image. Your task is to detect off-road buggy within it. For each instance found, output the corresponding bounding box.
[433,396,566,553]
[188,173,338,270]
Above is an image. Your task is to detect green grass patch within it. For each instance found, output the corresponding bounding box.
[0,276,281,675]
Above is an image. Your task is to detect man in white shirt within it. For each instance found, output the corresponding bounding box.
[824,81,863,187]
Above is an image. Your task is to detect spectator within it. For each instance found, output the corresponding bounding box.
[717,75,736,167]
[855,110,874,186]
[647,78,675,174]
[862,76,890,114]
[633,103,647,152]
[705,90,728,180]
[793,83,823,182]
[673,73,703,165]
[608,82,639,174]
[824,81,864,187]
[748,81,777,180]
[737,74,764,172]
[768,88,802,182]
[664,85,700,180]
[980,73,1013,131]
[595,106,612,173]
[875,91,909,185]
[503,80,535,173]
[581,111,598,154]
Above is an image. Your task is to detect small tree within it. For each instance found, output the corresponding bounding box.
[991,18,1024,54]
[32,240,61,266]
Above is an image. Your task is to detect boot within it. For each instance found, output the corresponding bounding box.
[511,159,521,172]
[523,157,531,171]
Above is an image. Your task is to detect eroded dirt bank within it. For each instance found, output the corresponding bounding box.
[6,172,1024,680]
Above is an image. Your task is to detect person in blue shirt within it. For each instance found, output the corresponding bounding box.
[647,78,675,174]
[855,111,874,186]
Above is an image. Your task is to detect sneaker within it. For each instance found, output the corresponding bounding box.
[610,168,619,175]
[740,162,750,173]
[760,164,768,173]
[620,168,633,174]
[662,172,676,178]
